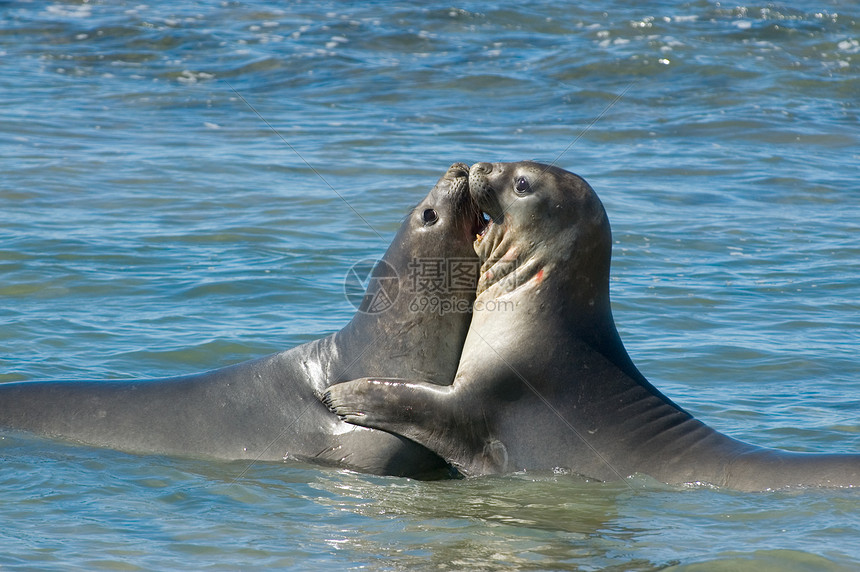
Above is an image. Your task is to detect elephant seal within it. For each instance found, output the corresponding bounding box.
[325,160,860,490]
[0,163,482,479]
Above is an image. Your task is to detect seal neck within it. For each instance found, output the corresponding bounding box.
[330,219,474,386]
[332,297,469,387]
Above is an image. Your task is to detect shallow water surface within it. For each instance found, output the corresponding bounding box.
[2,1,859,569]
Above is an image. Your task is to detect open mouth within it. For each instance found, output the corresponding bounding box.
[475,212,492,243]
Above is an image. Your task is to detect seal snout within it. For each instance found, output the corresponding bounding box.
[471,162,493,176]
[447,162,470,179]
[468,162,494,192]
[468,162,503,233]
[437,162,485,241]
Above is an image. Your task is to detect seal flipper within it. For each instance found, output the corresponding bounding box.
[324,377,498,476]
[324,377,451,437]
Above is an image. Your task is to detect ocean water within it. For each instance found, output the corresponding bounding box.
[1,0,859,569]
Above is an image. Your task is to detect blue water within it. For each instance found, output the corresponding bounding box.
[2,0,859,569]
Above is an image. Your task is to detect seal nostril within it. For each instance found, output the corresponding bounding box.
[471,162,492,175]
[449,163,469,178]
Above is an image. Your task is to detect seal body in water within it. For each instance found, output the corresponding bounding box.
[326,160,860,490]
[0,163,483,479]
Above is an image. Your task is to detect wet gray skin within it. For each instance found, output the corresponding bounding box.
[326,161,860,491]
[0,163,483,479]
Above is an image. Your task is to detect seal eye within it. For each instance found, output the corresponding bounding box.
[422,208,439,225]
[514,176,531,194]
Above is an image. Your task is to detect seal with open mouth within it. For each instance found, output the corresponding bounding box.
[0,163,483,479]
[325,160,860,490]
